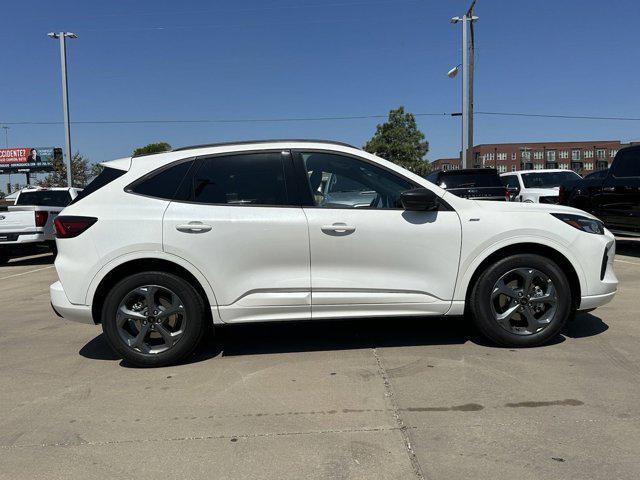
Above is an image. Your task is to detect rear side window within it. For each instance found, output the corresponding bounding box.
[611,149,640,178]
[71,167,125,205]
[501,175,520,189]
[16,190,71,207]
[130,160,194,200]
[178,152,288,206]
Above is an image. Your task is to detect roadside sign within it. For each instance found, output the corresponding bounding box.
[0,147,60,174]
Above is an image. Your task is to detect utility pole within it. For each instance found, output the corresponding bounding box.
[2,126,10,191]
[451,2,478,169]
[48,32,77,188]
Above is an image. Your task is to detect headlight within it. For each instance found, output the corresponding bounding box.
[551,213,604,234]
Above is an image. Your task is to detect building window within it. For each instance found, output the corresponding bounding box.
[521,150,531,160]
[511,165,517,172]
[584,162,594,171]
[559,150,569,159]
[547,150,556,162]
[534,163,543,170]
[571,149,581,161]
[497,165,507,173]
[559,163,569,170]
[497,152,507,161]
[596,149,605,159]
[584,150,593,159]
[487,152,495,161]
[533,151,543,160]
[610,149,618,158]
[511,153,517,160]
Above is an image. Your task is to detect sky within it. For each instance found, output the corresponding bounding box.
[1,0,639,188]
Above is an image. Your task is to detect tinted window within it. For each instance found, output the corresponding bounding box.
[184,153,288,205]
[131,160,193,200]
[438,171,502,188]
[612,149,640,177]
[16,190,71,207]
[521,171,581,188]
[301,152,413,209]
[71,167,125,205]
[584,169,608,180]
[501,175,520,189]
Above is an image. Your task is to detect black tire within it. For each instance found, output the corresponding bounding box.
[470,254,572,347]
[101,271,206,367]
[0,249,10,265]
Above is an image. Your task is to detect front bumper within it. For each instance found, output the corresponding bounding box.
[577,234,617,310]
[50,281,93,324]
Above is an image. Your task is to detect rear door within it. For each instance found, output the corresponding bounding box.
[295,150,462,319]
[162,150,311,322]
[598,148,640,233]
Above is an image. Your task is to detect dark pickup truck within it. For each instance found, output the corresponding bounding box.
[559,145,640,236]
[425,168,508,201]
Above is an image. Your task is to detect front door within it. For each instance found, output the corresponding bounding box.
[295,151,462,319]
[163,150,311,322]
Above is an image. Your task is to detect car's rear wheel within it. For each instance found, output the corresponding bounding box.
[102,271,206,367]
[470,254,572,347]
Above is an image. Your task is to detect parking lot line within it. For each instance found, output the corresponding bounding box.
[0,265,54,281]
[615,258,640,266]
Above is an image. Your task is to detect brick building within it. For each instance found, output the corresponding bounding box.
[430,157,461,171]
[432,140,637,175]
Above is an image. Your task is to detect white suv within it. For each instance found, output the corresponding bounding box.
[50,140,618,366]
[501,169,582,204]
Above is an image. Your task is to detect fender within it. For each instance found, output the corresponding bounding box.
[84,250,221,321]
[453,232,588,302]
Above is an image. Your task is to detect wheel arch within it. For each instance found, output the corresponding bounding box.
[462,242,582,313]
[89,255,219,324]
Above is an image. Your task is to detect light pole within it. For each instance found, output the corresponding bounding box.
[2,126,10,190]
[48,32,77,188]
[449,7,478,169]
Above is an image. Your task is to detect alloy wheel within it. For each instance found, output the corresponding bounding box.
[116,285,186,354]
[490,268,558,335]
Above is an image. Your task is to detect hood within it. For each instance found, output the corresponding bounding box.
[472,198,599,220]
[522,187,560,196]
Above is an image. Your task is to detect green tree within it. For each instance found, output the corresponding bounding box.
[363,106,430,176]
[90,163,104,178]
[133,142,171,156]
[37,152,93,188]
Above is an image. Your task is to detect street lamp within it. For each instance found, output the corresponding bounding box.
[48,32,77,188]
[448,13,478,169]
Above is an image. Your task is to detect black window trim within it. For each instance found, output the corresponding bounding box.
[128,149,300,209]
[291,148,453,212]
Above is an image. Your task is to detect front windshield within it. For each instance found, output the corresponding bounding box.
[521,171,580,189]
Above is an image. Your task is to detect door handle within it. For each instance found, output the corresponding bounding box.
[176,221,212,233]
[602,186,615,192]
[321,223,356,234]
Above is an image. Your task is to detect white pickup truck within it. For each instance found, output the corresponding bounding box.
[0,187,82,264]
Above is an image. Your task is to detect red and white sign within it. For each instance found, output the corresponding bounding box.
[0,148,29,164]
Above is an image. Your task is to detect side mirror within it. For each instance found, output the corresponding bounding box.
[400,188,439,211]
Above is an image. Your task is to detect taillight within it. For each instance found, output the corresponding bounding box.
[35,211,49,227]
[54,216,97,238]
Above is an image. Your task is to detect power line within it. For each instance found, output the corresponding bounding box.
[2,111,639,126]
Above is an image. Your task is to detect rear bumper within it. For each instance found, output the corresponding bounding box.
[0,232,47,245]
[50,281,94,324]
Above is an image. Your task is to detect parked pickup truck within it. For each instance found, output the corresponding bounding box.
[559,144,640,236]
[0,187,81,264]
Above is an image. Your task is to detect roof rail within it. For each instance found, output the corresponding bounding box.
[172,139,358,152]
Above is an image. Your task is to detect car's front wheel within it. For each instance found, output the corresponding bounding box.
[101,271,206,367]
[470,254,572,347]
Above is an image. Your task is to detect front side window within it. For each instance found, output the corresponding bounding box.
[183,152,288,205]
[611,149,640,178]
[300,152,413,209]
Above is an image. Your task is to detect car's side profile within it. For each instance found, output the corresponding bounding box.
[50,140,618,367]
